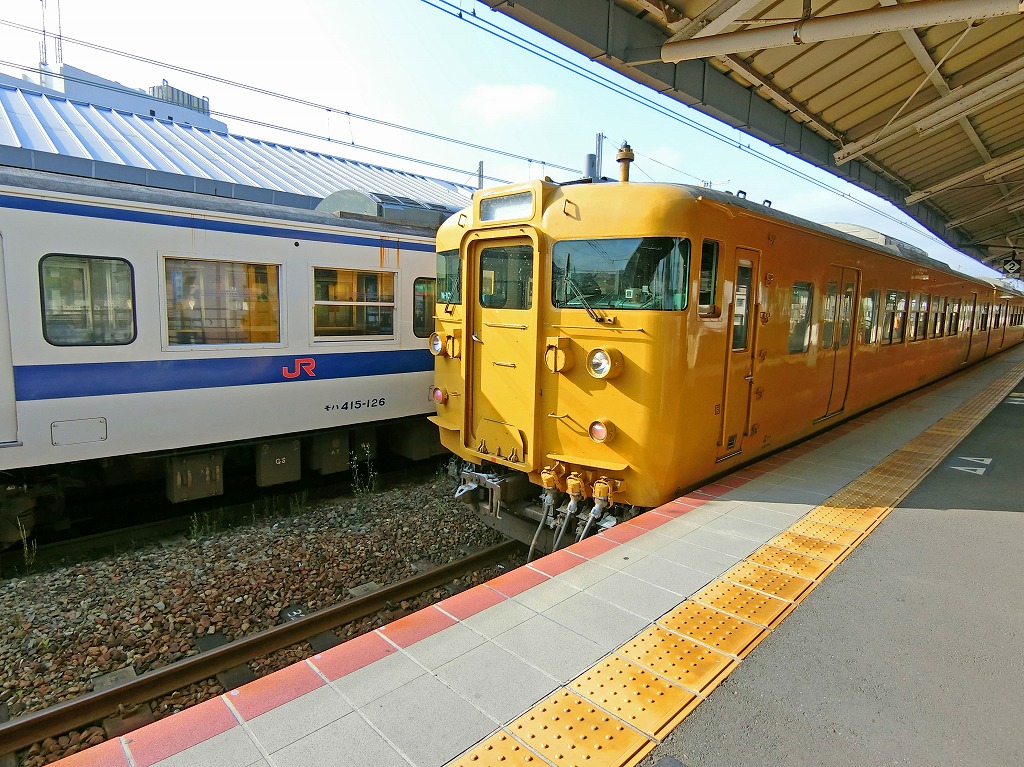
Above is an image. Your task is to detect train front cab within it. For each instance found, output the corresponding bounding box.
[430,180,773,551]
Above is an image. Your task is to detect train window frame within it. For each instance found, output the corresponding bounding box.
[931,296,946,337]
[881,289,908,346]
[788,282,813,354]
[697,240,720,317]
[40,254,137,346]
[948,298,961,335]
[551,237,690,312]
[436,249,461,305]
[859,289,880,345]
[312,266,396,340]
[164,257,281,347]
[480,244,533,310]
[909,292,930,342]
[731,261,754,351]
[413,277,436,338]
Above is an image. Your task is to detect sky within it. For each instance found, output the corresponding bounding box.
[0,0,1009,280]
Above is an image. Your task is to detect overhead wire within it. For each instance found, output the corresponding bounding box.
[0,17,580,176]
[419,0,976,256]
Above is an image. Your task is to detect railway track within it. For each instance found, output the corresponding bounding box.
[0,538,521,761]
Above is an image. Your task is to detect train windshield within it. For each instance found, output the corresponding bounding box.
[436,249,462,305]
[552,237,690,311]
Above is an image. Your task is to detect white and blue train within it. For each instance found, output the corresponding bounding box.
[0,166,454,543]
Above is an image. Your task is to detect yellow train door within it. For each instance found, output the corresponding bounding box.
[822,267,859,418]
[464,236,539,466]
[717,248,759,461]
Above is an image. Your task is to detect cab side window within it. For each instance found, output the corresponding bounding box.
[698,240,720,316]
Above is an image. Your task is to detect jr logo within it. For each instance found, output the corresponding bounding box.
[282,358,316,379]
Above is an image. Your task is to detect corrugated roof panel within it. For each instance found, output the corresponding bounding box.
[0,89,55,152]
[0,82,473,211]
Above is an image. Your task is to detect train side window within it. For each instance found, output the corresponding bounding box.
[698,240,719,316]
[948,298,960,335]
[909,293,929,341]
[821,280,838,348]
[41,254,136,346]
[413,278,436,338]
[312,267,394,339]
[860,289,879,345]
[993,304,1002,329]
[881,289,907,345]
[788,282,813,353]
[731,262,753,350]
[839,282,854,346]
[979,302,989,331]
[436,249,461,305]
[931,296,946,337]
[481,245,533,310]
[166,258,281,345]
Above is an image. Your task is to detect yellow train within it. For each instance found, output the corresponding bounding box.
[428,150,1024,554]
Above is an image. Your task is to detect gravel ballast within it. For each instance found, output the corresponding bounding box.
[0,473,509,766]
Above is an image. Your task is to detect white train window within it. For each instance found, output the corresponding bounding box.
[41,255,136,346]
[313,268,395,338]
[165,258,280,345]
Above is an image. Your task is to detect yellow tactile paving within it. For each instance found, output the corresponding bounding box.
[803,507,877,532]
[746,545,836,580]
[720,561,817,603]
[448,354,1024,767]
[788,518,864,546]
[657,601,768,659]
[616,626,737,695]
[769,531,850,562]
[568,655,701,740]
[448,730,544,765]
[505,690,653,767]
[690,580,796,628]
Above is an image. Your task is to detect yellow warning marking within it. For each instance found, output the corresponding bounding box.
[803,507,877,532]
[746,545,835,581]
[568,655,700,740]
[448,729,542,765]
[769,531,849,562]
[690,580,795,628]
[721,561,816,603]
[505,690,652,767]
[449,353,1024,767]
[616,626,737,696]
[658,601,767,658]
[788,518,863,546]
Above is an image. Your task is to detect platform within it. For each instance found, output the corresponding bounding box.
[54,344,1024,767]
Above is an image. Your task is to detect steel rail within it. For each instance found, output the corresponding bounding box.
[0,539,520,757]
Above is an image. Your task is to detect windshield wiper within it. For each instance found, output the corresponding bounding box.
[563,255,607,324]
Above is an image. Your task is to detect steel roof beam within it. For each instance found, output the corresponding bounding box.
[661,0,1023,62]
[907,146,1024,204]
[835,58,1024,165]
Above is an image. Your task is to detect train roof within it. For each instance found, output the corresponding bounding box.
[0,82,473,218]
[0,165,442,239]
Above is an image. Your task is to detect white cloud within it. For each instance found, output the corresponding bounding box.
[458,83,556,124]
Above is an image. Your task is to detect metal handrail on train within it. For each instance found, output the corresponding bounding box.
[0,540,520,757]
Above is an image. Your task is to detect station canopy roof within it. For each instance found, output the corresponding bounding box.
[485,0,1024,273]
[0,82,474,214]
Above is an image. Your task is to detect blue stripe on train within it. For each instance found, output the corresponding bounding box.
[0,194,435,251]
[13,349,433,401]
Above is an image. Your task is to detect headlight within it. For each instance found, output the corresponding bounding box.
[589,420,616,443]
[430,386,448,404]
[586,347,623,379]
[429,332,447,356]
